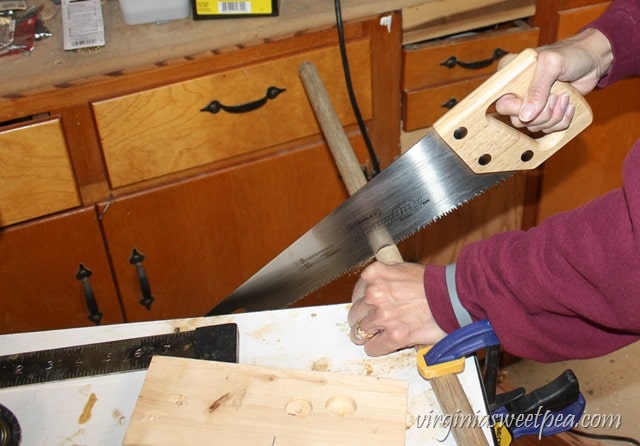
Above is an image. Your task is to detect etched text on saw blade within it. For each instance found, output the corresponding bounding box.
[348,196,430,237]
[299,245,342,269]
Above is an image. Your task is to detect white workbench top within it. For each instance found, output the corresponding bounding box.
[0,304,493,445]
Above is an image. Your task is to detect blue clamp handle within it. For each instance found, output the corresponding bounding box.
[426,320,587,443]
[425,319,500,365]
[493,393,586,439]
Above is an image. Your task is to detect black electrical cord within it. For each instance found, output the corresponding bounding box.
[570,429,640,445]
[333,0,381,179]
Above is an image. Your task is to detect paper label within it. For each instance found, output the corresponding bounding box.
[61,0,105,50]
[195,0,274,15]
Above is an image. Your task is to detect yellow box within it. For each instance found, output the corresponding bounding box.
[191,0,278,18]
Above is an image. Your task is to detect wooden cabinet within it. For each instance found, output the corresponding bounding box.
[98,137,369,321]
[5,0,632,335]
[531,1,640,224]
[0,207,123,334]
[0,118,80,227]
[0,13,401,334]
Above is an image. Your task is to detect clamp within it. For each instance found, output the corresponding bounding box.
[417,320,586,445]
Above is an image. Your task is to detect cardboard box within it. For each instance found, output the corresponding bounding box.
[191,0,278,19]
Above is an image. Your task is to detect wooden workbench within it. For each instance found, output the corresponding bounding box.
[4,0,430,96]
[4,0,538,96]
[0,304,492,445]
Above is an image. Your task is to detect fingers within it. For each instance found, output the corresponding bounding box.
[348,262,393,325]
[496,91,575,133]
[347,261,446,356]
[360,322,413,357]
[526,95,575,133]
[520,51,565,122]
[348,296,375,335]
[349,313,381,346]
[495,49,576,133]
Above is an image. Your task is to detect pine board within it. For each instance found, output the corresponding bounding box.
[124,356,409,445]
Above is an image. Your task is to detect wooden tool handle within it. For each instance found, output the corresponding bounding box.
[299,61,403,263]
[299,62,489,445]
[430,374,490,446]
[434,47,593,174]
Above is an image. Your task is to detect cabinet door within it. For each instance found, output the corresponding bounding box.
[0,207,122,334]
[99,139,367,321]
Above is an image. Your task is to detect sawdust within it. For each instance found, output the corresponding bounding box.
[78,392,97,424]
[362,363,375,376]
[64,428,86,443]
[112,409,127,425]
[250,322,278,340]
[311,357,331,372]
[358,349,416,377]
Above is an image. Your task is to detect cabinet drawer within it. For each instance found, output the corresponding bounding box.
[403,76,485,131]
[403,23,539,90]
[92,40,372,188]
[556,2,609,40]
[0,118,80,227]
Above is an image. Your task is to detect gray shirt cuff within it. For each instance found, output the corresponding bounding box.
[445,263,473,327]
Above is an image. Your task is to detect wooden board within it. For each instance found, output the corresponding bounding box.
[124,356,409,446]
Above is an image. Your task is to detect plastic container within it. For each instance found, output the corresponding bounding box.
[118,0,191,25]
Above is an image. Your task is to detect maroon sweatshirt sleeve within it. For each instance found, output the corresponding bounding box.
[589,0,640,87]
[426,0,640,362]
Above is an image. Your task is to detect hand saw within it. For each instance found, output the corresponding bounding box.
[207,48,593,315]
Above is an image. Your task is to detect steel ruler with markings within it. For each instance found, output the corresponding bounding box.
[0,323,237,388]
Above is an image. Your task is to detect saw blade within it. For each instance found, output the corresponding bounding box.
[208,133,511,315]
[207,48,592,315]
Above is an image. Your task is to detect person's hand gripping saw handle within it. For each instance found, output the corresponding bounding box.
[496,28,612,133]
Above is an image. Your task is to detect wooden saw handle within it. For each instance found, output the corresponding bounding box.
[434,47,593,174]
[299,61,490,446]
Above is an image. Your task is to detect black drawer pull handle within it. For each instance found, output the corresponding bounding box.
[76,264,103,324]
[200,86,286,114]
[129,249,154,310]
[440,48,508,70]
[441,98,459,110]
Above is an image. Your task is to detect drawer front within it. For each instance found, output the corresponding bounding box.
[0,118,80,227]
[403,25,539,90]
[556,3,609,40]
[93,40,372,188]
[403,76,485,131]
